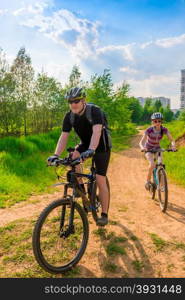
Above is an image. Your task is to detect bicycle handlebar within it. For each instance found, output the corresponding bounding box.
[141,148,177,153]
[49,157,81,167]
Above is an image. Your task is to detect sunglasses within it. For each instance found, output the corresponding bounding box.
[153,120,162,123]
[68,99,82,104]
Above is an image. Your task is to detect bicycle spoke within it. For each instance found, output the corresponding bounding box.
[33,199,89,273]
[40,205,84,267]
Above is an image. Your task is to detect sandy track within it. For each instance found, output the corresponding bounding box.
[1,132,185,277]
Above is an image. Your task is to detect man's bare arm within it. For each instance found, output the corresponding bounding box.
[54,132,70,156]
[89,124,103,150]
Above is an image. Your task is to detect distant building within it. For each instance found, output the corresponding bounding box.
[180,69,185,109]
[137,97,171,108]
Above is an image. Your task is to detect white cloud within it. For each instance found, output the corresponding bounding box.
[0,9,8,16]
[140,33,185,49]
[12,3,100,60]
[120,66,138,74]
[155,34,185,48]
[127,73,180,108]
[97,44,135,61]
[6,2,185,108]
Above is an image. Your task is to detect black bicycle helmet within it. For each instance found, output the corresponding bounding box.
[151,112,163,120]
[65,87,86,101]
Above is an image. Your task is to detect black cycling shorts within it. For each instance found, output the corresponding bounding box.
[75,144,111,176]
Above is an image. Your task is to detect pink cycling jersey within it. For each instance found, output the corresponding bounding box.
[145,126,169,149]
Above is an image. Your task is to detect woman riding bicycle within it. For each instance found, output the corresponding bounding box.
[139,112,176,190]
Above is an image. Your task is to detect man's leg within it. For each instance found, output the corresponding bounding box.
[96,174,109,214]
[94,151,110,226]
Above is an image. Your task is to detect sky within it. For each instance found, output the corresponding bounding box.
[1,0,185,109]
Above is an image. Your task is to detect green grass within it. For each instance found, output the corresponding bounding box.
[132,260,144,272]
[103,262,118,273]
[0,218,83,278]
[111,123,137,152]
[172,242,185,251]
[130,235,138,241]
[106,242,127,256]
[113,236,128,243]
[92,228,107,239]
[160,120,185,187]
[0,123,137,208]
[149,233,168,252]
[109,220,118,225]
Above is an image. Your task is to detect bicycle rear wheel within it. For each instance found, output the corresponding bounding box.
[157,168,168,212]
[89,177,110,222]
[32,198,89,274]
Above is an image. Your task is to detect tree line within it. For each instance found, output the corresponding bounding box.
[0,47,182,137]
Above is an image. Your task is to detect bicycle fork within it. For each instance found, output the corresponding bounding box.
[59,185,75,238]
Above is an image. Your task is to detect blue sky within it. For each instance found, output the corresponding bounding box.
[1,0,185,108]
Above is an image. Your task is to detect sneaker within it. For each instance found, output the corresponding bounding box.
[145,181,152,191]
[96,216,108,226]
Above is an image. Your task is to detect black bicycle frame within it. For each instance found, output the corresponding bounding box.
[59,158,96,235]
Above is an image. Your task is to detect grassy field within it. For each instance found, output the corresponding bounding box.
[0,124,137,208]
[160,121,185,187]
[0,215,185,278]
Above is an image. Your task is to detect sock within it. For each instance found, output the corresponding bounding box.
[101,213,108,218]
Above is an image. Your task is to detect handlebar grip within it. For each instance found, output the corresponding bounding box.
[71,157,81,166]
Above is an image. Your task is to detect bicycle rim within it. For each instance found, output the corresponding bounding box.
[32,198,89,273]
[157,168,168,212]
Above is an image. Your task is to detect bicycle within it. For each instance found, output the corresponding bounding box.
[142,148,177,213]
[32,147,110,274]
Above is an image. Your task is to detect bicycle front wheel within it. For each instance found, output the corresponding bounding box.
[32,198,89,274]
[157,168,168,212]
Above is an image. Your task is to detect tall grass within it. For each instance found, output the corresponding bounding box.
[160,121,185,186]
[0,124,137,208]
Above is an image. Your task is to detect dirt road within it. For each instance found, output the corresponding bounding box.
[1,132,185,277]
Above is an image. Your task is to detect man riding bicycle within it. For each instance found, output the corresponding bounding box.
[47,87,111,226]
[139,112,176,190]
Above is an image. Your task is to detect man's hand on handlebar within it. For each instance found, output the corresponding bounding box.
[80,149,95,161]
[47,154,59,165]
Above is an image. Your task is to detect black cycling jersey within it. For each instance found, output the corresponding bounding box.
[62,105,110,152]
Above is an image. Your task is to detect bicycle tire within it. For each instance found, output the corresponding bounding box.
[90,177,110,222]
[157,168,168,212]
[32,198,89,274]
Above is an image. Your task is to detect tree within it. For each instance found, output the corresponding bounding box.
[178,109,185,121]
[153,99,162,112]
[11,47,34,135]
[163,105,174,122]
[69,65,82,87]
[111,82,131,130]
[32,72,65,132]
[86,69,113,114]
[142,98,153,123]
[0,49,16,135]
[126,97,143,123]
